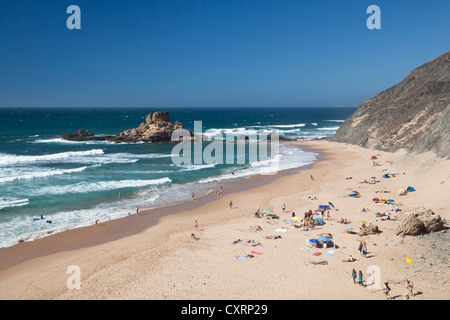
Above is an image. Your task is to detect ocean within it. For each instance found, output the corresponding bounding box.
[0,106,356,248]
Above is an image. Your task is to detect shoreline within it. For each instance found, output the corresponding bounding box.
[1,140,448,300]
[0,141,324,272]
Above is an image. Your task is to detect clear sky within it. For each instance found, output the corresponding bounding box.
[0,0,449,108]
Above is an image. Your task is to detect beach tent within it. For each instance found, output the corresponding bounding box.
[382,174,390,178]
[371,156,378,160]
[314,218,325,225]
[398,189,408,196]
[406,186,415,192]
[307,239,320,247]
[348,191,361,198]
[318,237,334,247]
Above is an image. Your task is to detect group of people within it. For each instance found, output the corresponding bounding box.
[215,186,224,198]
[383,280,414,300]
[358,241,368,257]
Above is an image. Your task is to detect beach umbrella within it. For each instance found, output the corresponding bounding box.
[344,227,353,231]
[318,237,332,242]
[286,219,296,223]
[306,239,319,247]
[264,209,273,213]
[291,216,301,222]
[358,221,366,224]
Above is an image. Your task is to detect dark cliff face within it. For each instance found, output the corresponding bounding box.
[331,50,450,158]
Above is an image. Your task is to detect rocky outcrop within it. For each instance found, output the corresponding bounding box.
[61,111,190,143]
[358,224,381,236]
[60,129,113,142]
[110,111,187,143]
[331,50,450,158]
[396,208,445,236]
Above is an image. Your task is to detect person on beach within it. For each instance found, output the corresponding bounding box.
[229,200,232,209]
[194,220,198,229]
[220,186,223,197]
[351,269,357,284]
[256,205,260,214]
[119,192,121,200]
[384,282,391,300]
[405,280,414,299]
[362,243,368,258]
[310,175,315,181]
[358,270,364,286]
[282,204,286,212]
[136,207,139,216]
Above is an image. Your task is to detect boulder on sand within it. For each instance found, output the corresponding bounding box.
[396,208,445,236]
[358,224,381,236]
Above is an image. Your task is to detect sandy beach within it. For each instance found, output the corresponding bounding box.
[0,140,449,300]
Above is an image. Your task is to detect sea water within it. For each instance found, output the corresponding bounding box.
[0,107,356,247]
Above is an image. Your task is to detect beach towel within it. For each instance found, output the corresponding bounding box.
[235,256,248,259]
[275,229,287,233]
[313,252,322,256]
[251,251,262,255]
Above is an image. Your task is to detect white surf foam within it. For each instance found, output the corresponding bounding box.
[0,166,91,184]
[30,177,172,196]
[0,197,29,211]
[0,149,105,165]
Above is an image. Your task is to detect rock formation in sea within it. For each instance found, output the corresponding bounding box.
[331,50,450,158]
[61,111,191,143]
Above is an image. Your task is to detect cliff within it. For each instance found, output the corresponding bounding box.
[331,50,450,158]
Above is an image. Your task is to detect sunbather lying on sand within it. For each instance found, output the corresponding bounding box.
[264,235,282,240]
[342,255,357,262]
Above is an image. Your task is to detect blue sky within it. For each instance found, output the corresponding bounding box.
[0,0,449,108]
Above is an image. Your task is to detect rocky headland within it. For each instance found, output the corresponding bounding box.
[331,50,450,158]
